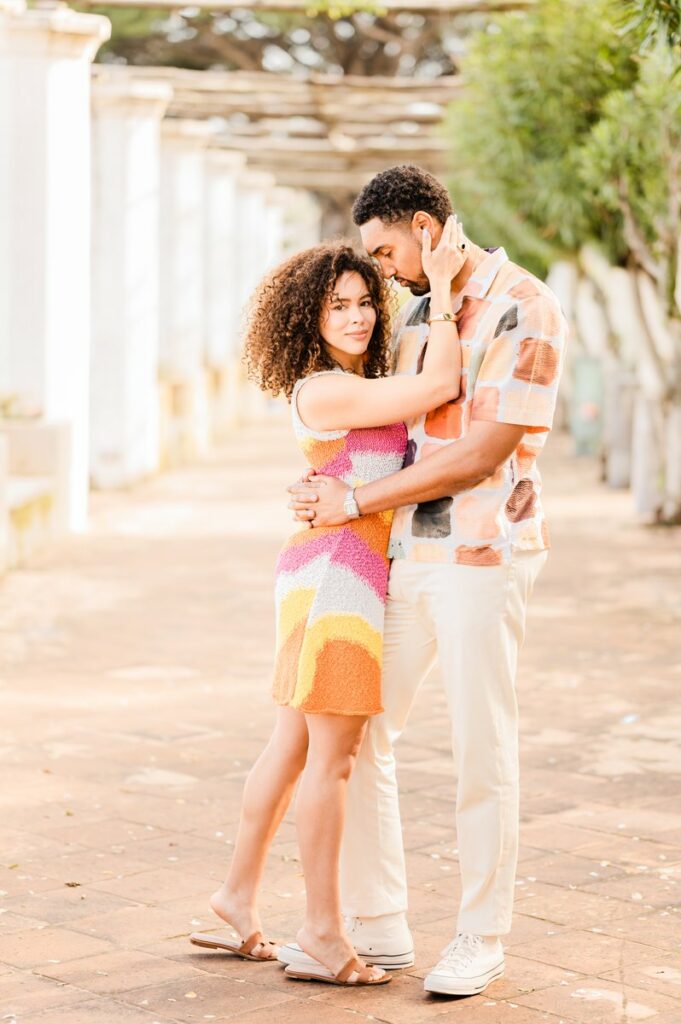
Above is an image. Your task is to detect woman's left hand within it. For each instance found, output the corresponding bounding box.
[421,214,467,289]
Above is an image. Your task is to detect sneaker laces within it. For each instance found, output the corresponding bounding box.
[441,932,483,969]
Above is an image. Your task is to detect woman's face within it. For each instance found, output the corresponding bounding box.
[319,271,377,373]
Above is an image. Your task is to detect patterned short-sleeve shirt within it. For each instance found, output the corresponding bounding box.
[387,247,568,566]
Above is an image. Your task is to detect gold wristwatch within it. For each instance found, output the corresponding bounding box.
[427,312,456,324]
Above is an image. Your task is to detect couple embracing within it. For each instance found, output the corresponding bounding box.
[190,164,567,995]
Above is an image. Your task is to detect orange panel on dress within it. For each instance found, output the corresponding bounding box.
[304,639,382,715]
[343,516,382,558]
[454,545,503,566]
[513,339,559,386]
[272,619,307,705]
[301,434,347,466]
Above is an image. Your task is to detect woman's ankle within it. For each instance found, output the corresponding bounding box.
[300,917,344,942]
[212,884,256,908]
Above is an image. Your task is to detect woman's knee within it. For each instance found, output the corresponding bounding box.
[267,714,309,773]
[305,748,355,783]
[306,716,367,780]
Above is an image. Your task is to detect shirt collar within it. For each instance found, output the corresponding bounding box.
[453,247,508,305]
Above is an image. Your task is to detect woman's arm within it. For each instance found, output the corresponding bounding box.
[297,217,465,432]
[288,421,527,527]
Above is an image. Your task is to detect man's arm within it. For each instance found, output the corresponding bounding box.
[288,420,526,527]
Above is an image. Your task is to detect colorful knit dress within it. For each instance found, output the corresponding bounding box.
[273,370,408,716]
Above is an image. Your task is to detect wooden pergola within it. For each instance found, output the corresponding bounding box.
[89,0,532,231]
[94,64,461,232]
[109,65,459,191]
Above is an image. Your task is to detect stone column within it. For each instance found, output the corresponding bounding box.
[90,74,172,489]
[203,148,245,436]
[158,118,214,464]
[231,171,278,422]
[0,0,110,530]
[234,171,277,311]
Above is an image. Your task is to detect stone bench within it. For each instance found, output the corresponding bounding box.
[0,422,71,572]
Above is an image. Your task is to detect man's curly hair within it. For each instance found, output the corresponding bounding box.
[352,164,453,228]
[243,243,393,400]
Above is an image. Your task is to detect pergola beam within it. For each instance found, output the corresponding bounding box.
[213,117,443,136]
[215,133,448,157]
[93,66,461,124]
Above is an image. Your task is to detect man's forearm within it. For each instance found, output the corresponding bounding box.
[356,438,490,515]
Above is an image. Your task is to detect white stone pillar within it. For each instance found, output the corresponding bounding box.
[203,149,246,436]
[279,187,323,253]
[159,118,214,464]
[234,171,276,310]
[264,191,286,271]
[90,74,172,489]
[232,171,278,422]
[0,1,110,530]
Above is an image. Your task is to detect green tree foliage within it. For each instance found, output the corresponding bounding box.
[579,47,681,315]
[619,0,681,51]
[444,0,645,275]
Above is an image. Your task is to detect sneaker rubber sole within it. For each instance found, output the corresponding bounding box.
[278,942,415,971]
[423,961,504,996]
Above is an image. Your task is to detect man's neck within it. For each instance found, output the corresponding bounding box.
[449,243,487,296]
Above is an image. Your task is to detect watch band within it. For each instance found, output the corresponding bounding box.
[343,487,361,519]
[428,312,456,324]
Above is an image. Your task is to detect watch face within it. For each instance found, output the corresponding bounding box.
[344,496,359,517]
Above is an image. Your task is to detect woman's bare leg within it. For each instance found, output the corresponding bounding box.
[295,713,369,973]
[211,706,308,941]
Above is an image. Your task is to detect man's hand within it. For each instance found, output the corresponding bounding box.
[287,474,351,527]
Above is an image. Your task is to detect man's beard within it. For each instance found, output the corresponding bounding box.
[407,279,431,297]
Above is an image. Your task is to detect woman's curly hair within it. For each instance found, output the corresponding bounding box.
[243,242,394,400]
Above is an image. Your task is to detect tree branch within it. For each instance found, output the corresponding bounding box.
[618,176,664,285]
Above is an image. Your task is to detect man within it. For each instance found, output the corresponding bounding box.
[282,165,567,996]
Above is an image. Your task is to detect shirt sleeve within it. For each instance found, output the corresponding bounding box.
[471,291,567,431]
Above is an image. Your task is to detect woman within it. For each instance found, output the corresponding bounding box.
[190,216,466,986]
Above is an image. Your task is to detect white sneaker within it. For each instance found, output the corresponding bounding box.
[423,933,504,996]
[278,913,415,971]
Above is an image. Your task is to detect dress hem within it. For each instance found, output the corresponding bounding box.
[273,700,384,718]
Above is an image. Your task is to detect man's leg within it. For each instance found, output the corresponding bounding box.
[340,560,437,920]
[421,550,547,996]
[431,550,547,938]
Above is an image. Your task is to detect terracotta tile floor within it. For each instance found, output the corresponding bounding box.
[1,421,680,1023]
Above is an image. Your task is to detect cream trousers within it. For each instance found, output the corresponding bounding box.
[340,549,547,937]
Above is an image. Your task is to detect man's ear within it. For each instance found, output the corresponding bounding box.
[411,211,439,240]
